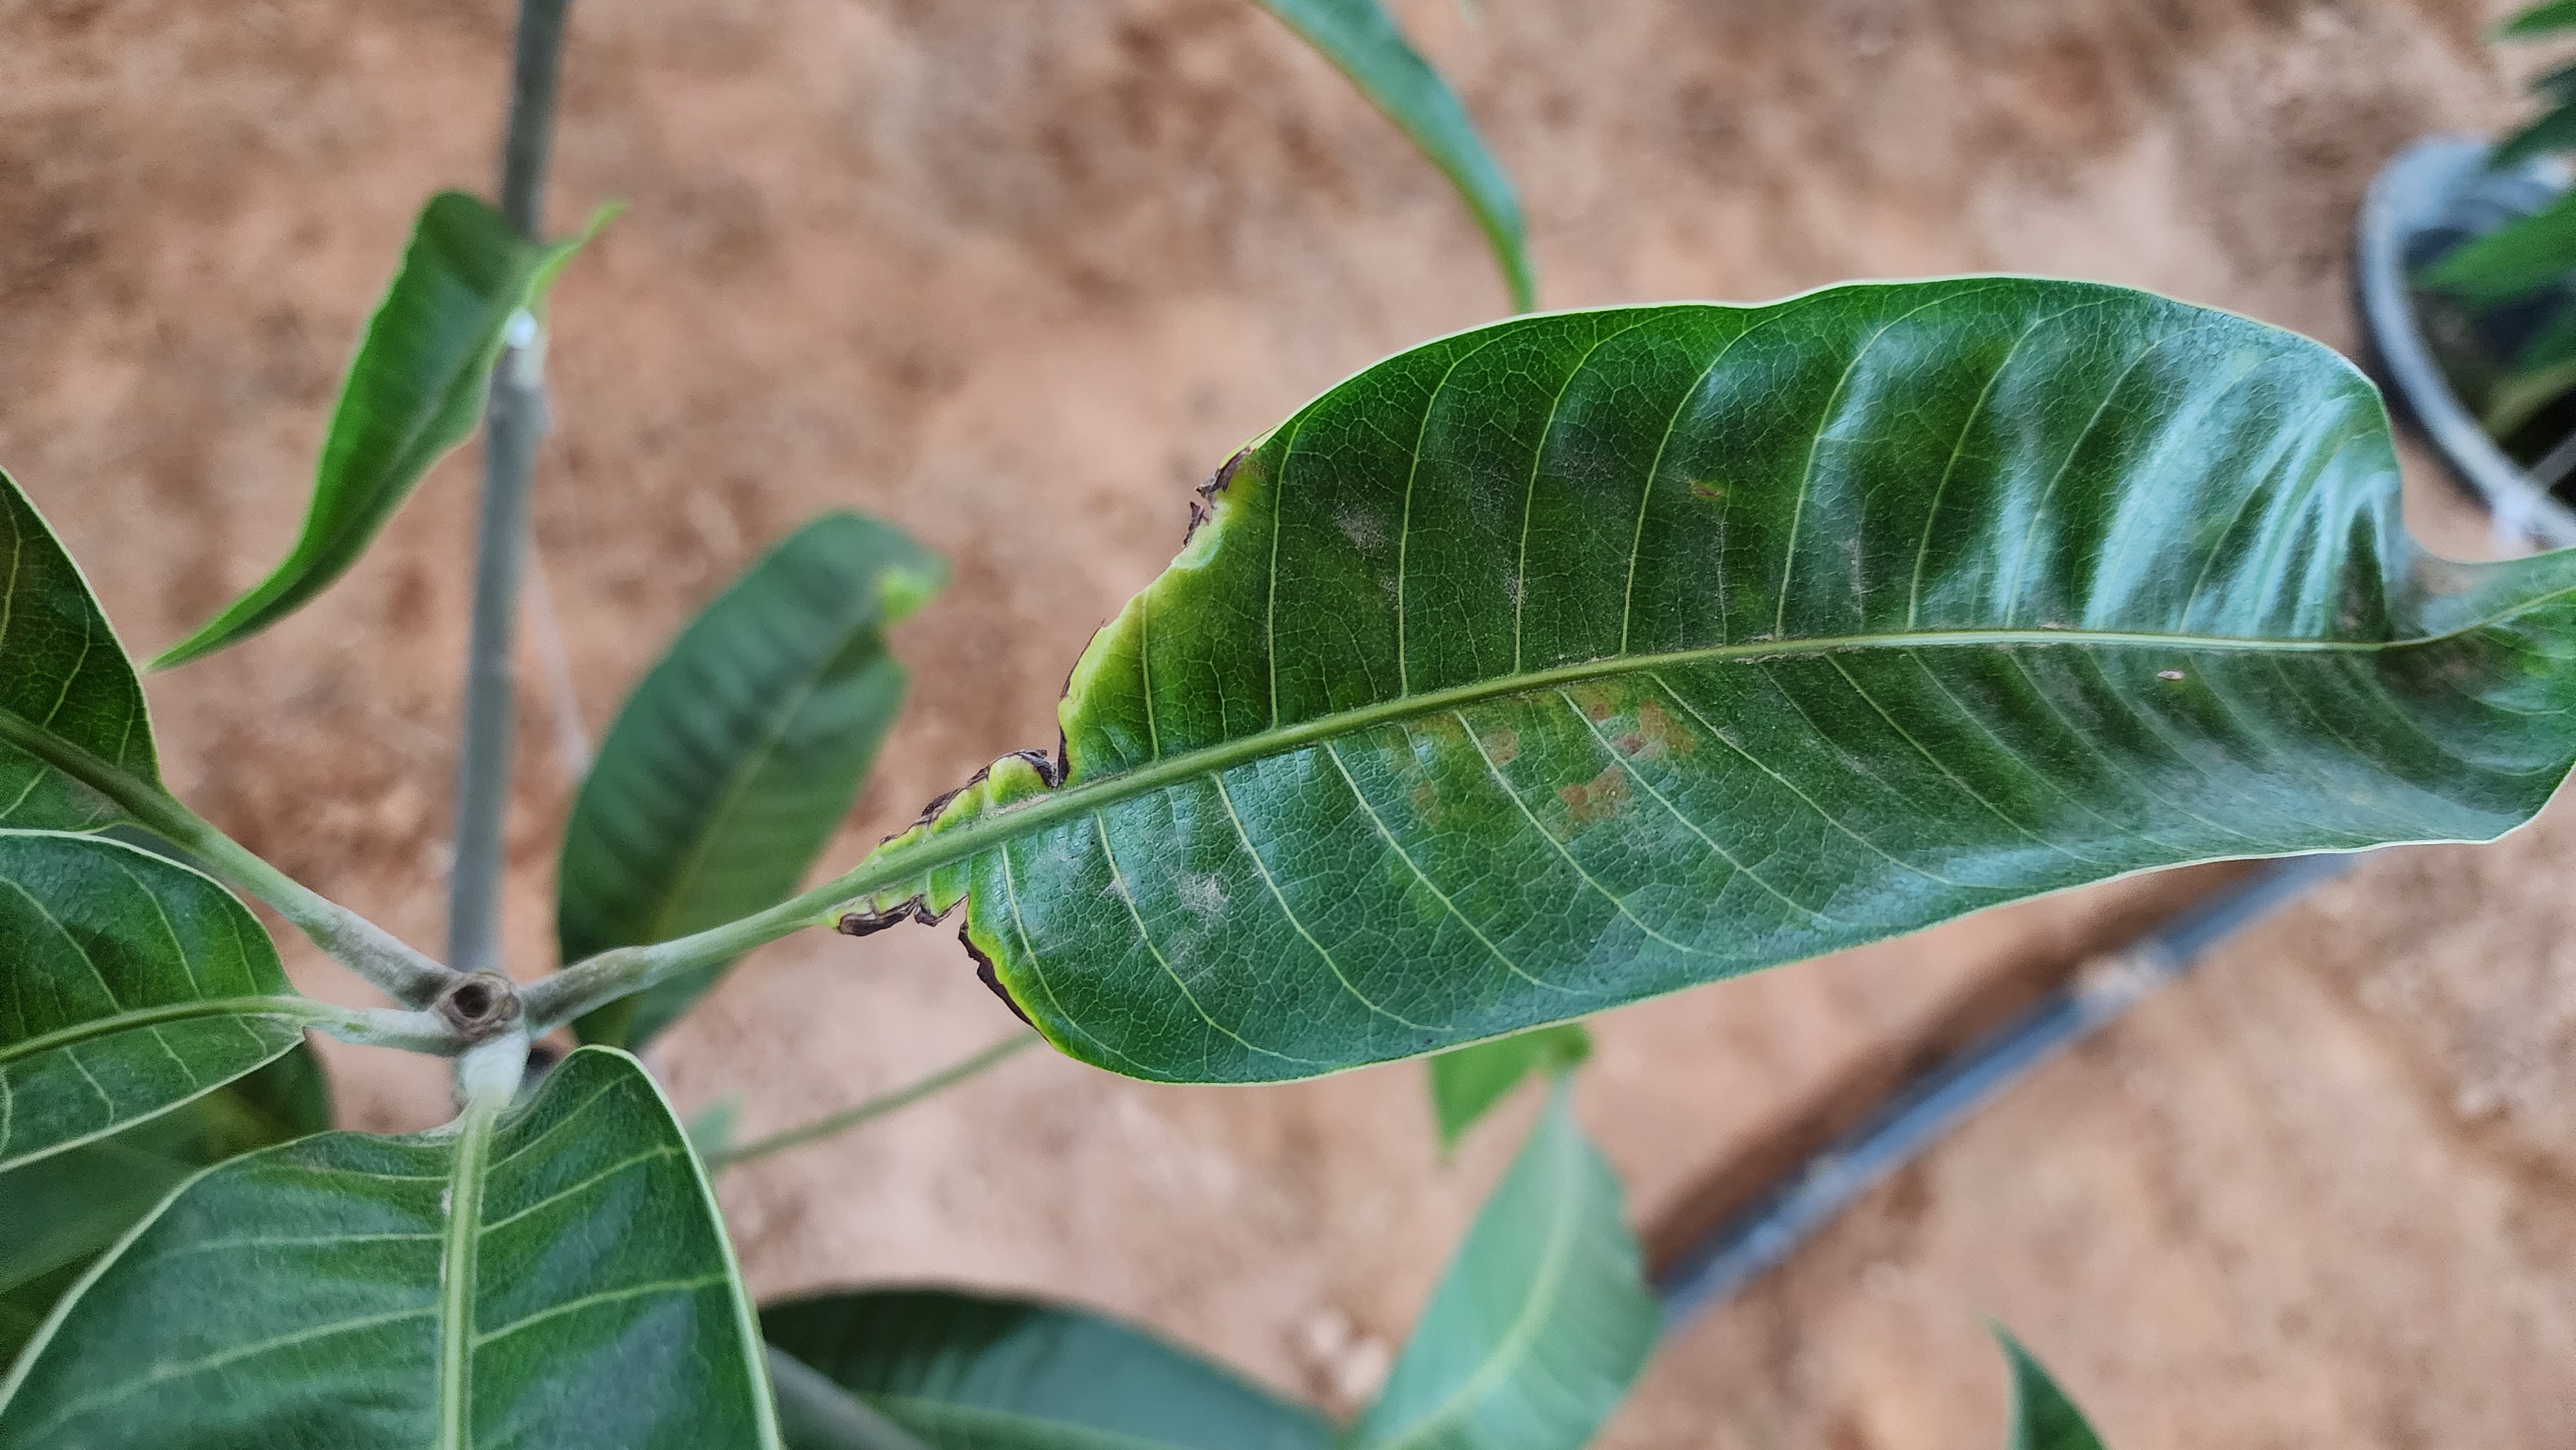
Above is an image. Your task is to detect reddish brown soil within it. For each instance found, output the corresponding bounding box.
[6,0,2572,1442]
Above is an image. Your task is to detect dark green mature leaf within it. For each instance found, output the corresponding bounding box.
[1348,1080,1654,1450]
[2494,98,2576,167]
[0,831,318,1174]
[151,193,609,670]
[2501,0,2576,39]
[762,1288,1331,1450]
[834,279,2576,1084]
[2416,189,2576,303]
[1427,1022,1588,1151]
[0,1048,775,1449]
[0,470,159,831]
[0,1044,329,1363]
[560,512,945,1048]
[1998,1331,2108,1450]
[1247,0,1533,311]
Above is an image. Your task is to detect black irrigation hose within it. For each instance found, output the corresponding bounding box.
[1652,852,2356,1332]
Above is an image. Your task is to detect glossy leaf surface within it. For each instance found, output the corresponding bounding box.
[763,1288,1331,1450]
[1248,0,1533,310]
[0,1044,329,1363]
[1348,1081,1654,1450]
[560,512,944,1048]
[0,1048,775,1449]
[0,832,315,1174]
[1428,1022,1588,1151]
[838,280,2576,1084]
[1998,1331,2108,1450]
[151,193,607,669]
[0,471,158,831]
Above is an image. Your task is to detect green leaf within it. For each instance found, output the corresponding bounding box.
[762,1288,1333,1450]
[2500,0,2576,39]
[558,512,945,1049]
[0,1044,329,1364]
[2494,99,2576,167]
[0,1047,777,1449]
[1997,1330,2108,1450]
[0,470,160,832]
[1347,1080,1655,1450]
[149,194,611,670]
[833,280,2576,1084]
[0,831,320,1174]
[1247,0,1533,311]
[2415,189,2576,303]
[1427,1022,1588,1151]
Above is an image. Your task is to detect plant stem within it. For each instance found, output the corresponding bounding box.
[168,813,460,1005]
[315,1005,470,1055]
[707,1035,1037,1173]
[446,0,575,977]
[0,704,460,1003]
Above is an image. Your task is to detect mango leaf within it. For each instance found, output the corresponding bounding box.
[0,469,160,831]
[559,513,945,1049]
[0,831,323,1174]
[2414,189,2576,303]
[831,281,2576,1084]
[150,193,611,670]
[2494,99,2576,167]
[0,1044,329,1364]
[763,1288,1332,1450]
[1248,0,1533,311]
[1997,1331,2108,1450]
[1427,1022,1588,1151]
[2501,0,2576,39]
[1347,1080,1655,1450]
[0,1047,776,1449]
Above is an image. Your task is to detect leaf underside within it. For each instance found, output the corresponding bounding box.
[838,279,2576,1085]
[1348,1080,1656,1450]
[560,512,944,1050]
[763,1289,1333,1450]
[0,1048,773,1449]
[150,193,604,670]
[1427,1021,1589,1150]
[1246,0,1533,311]
[0,832,310,1174]
[0,470,158,831]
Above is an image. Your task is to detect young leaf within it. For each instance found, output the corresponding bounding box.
[1427,1021,1589,1151]
[1996,1330,2108,1450]
[833,281,2576,1084]
[1247,0,1534,310]
[0,1048,777,1449]
[761,1288,1333,1450]
[1347,1080,1656,1450]
[2500,0,2576,39]
[150,193,610,670]
[0,831,319,1174]
[558,512,945,1049]
[0,1044,330,1363]
[2414,188,2576,303]
[0,469,160,832]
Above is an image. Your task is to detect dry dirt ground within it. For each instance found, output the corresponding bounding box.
[6,0,2574,1444]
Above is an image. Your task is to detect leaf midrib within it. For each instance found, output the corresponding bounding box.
[0,997,319,1069]
[433,1091,505,1450]
[1362,1124,1587,1450]
[816,599,2575,915]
